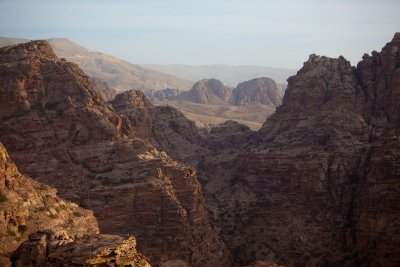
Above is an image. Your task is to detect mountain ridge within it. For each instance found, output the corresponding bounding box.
[0,37,193,92]
[141,63,296,87]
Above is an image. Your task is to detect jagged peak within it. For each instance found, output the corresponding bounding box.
[193,78,225,88]
[391,32,400,43]
[297,53,352,75]
[0,40,58,62]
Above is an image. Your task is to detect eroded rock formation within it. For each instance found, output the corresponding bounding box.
[233,77,282,106]
[0,142,99,266]
[0,41,230,266]
[195,33,400,266]
[177,78,233,104]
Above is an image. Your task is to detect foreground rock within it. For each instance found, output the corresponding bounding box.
[0,142,99,266]
[0,40,230,266]
[12,230,150,267]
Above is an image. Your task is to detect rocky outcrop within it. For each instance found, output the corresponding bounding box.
[233,77,282,106]
[111,90,206,163]
[146,88,182,101]
[162,78,282,108]
[177,79,233,104]
[0,41,231,266]
[11,230,150,267]
[195,33,400,266]
[0,142,99,266]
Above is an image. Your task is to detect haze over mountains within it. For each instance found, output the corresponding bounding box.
[142,64,296,87]
[0,36,288,129]
[147,77,282,129]
[0,37,193,92]
[0,37,295,92]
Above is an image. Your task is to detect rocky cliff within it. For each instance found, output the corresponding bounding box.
[233,77,282,106]
[0,41,230,266]
[177,78,233,104]
[0,142,99,266]
[111,90,206,163]
[195,33,400,266]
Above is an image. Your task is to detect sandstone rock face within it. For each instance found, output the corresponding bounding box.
[233,77,282,106]
[12,230,151,267]
[111,90,206,164]
[177,78,233,104]
[90,77,118,101]
[195,33,400,266]
[0,142,99,266]
[0,41,231,266]
[165,77,282,108]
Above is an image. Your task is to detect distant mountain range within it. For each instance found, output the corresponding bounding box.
[154,77,282,107]
[0,37,295,93]
[147,77,282,129]
[141,64,296,87]
[0,37,193,92]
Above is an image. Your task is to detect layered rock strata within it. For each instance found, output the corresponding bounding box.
[233,77,282,106]
[196,33,400,266]
[0,142,99,266]
[0,41,230,266]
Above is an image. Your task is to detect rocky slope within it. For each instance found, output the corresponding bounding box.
[12,231,150,267]
[0,142,99,266]
[47,38,193,92]
[0,40,230,266]
[233,77,282,106]
[111,90,206,164]
[0,37,193,92]
[194,33,400,266]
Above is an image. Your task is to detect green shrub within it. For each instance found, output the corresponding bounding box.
[73,211,83,217]
[0,190,7,203]
[7,230,16,237]
[89,183,97,190]
[18,225,28,233]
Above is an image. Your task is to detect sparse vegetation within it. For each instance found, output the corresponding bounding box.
[0,190,7,202]
[37,184,49,190]
[18,225,28,233]
[73,211,83,217]
[35,207,46,212]
[7,230,16,237]
[89,183,97,189]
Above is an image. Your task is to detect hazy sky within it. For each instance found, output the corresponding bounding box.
[0,0,399,69]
